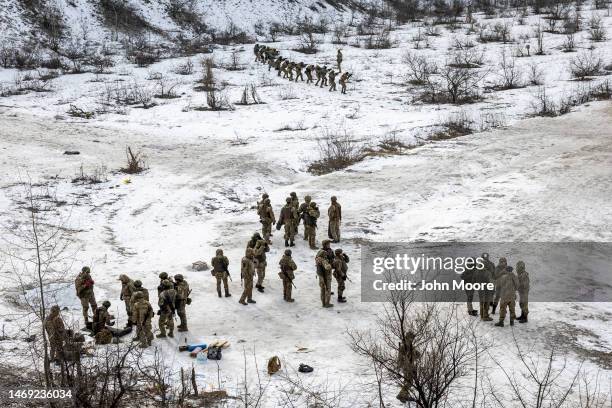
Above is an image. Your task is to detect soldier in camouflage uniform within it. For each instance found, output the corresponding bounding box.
[491,257,508,314]
[304,201,320,249]
[275,57,284,76]
[132,291,154,348]
[315,65,323,86]
[495,266,518,327]
[279,249,297,302]
[211,249,231,297]
[516,261,530,323]
[316,240,335,308]
[157,272,170,296]
[174,274,191,332]
[460,261,479,316]
[239,248,256,305]
[45,305,66,363]
[92,300,113,335]
[248,233,270,292]
[478,253,495,321]
[337,49,343,71]
[119,274,135,326]
[332,248,349,303]
[157,280,176,338]
[295,63,305,81]
[327,196,342,243]
[299,195,312,241]
[254,44,260,62]
[339,72,351,94]
[290,192,300,235]
[75,266,97,325]
[328,70,338,92]
[130,280,149,314]
[319,66,328,87]
[305,65,315,84]
[259,198,275,244]
[277,197,298,247]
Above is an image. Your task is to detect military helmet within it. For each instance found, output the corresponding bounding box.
[322,239,331,247]
[331,196,337,202]
[162,279,173,289]
[118,274,129,282]
[134,280,142,288]
[216,248,224,256]
[290,192,297,197]
[304,195,311,202]
[159,272,168,279]
[516,261,525,273]
[50,305,60,313]
[506,266,513,273]
[252,232,262,240]
[499,257,507,265]
[174,274,184,281]
[285,197,291,203]
[82,266,91,273]
[284,249,292,256]
[264,198,271,204]
[481,252,489,260]
[102,300,111,308]
[262,193,269,199]
[335,248,343,255]
[310,201,317,207]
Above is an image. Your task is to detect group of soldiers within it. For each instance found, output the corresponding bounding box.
[254,44,352,94]
[462,254,530,326]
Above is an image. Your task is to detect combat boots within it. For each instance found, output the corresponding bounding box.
[285,240,289,247]
[519,314,528,323]
[491,304,497,315]
[290,240,295,247]
[338,296,346,303]
[510,318,515,326]
[177,326,188,332]
[225,290,231,297]
[168,331,174,338]
[217,290,222,298]
[323,303,334,308]
[156,333,167,338]
[494,320,504,327]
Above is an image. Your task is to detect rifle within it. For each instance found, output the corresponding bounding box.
[280,269,297,289]
[225,267,233,282]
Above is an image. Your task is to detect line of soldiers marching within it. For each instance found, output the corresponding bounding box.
[254,44,352,94]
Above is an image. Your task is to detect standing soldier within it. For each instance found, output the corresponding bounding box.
[239,248,256,305]
[304,201,320,249]
[316,240,335,308]
[130,280,149,315]
[332,248,349,303]
[211,249,231,297]
[328,70,338,92]
[491,257,508,314]
[277,197,298,247]
[275,57,284,76]
[320,65,329,87]
[495,266,519,327]
[516,261,530,323]
[295,62,305,81]
[279,249,297,302]
[157,272,169,296]
[315,65,323,86]
[248,233,270,292]
[45,305,66,363]
[75,266,97,325]
[260,198,275,244]
[132,292,154,348]
[174,274,190,332]
[461,262,479,316]
[119,274,135,327]
[339,72,351,94]
[254,44,260,62]
[337,49,343,71]
[157,280,176,338]
[290,192,300,235]
[305,65,315,84]
[299,195,312,241]
[327,196,342,243]
[478,253,495,321]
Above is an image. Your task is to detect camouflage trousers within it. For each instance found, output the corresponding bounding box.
[124,299,132,324]
[215,271,230,296]
[239,277,254,303]
[261,220,272,242]
[306,74,313,84]
[79,293,97,323]
[478,290,492,319]
[158,312,174,336]
[499,300,516,322]
[282,279,293,301]
[340,82,347,94]
[519,301,529,316]
[328,219,340,242]
[465,289,475,312]
[137,321,153,348]
[295,72,304,81]
[319,273,332,307]
[329,80,337,91]
[305,225,317,248]
[334,275,346,298]
[49,337,63,361]
[176,300,187,329]
[284,223,296,241]
[255,264,266,287]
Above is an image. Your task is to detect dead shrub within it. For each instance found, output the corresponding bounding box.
[307,129,366,175]
[121,146,146,174]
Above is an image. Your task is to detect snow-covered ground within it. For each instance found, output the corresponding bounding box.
[1,2,612,406]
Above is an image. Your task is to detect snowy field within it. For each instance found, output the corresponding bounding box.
[1,1,612,406]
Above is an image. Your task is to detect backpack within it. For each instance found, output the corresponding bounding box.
[267,356,281,375]
[207,346,222,360]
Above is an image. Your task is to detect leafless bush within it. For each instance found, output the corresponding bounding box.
[531,86,559,117]
[307,128,366,175]
[562,33,576,52]
[154,75,180,99]
[533,23,546,55]
[527,62,545,85]
[174,58,194,75]
[167,0,208,34]
[61,39,89,73]
[364,26,393,49]
[403,52,438,85]
[196,57,216,91]
[431,110,476,140]
[294,31,320,54]
[72,164,107,184]
[496,49,524,89]
[278,86,298,100]
[438,63,486,104]
[569,51,604,80]
[87,52,114,73]
[121,146,146,174]
[67,104,95,119]
[205,89,234,111]
[448,47,485,68]
[452,35,477,50]
[236,84,263,105]
[479,22,512,43]
[99,0,153,36]
[588,15,607,41]
[332,22,349,44]
[212,20,252,44]
[274,120,307,132]
[223,49,244,71]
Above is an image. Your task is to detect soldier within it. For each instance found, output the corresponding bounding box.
[211,249,231,297]
[328,70,338,92]
[45,305,66,363]
[516,261,530,323]
[478,253,495,321]
[304,201,320,249]
[320,65,328,87]
[248,233,270,292]
[130,280,149,315]
[132,292,154,348]
[119,274,135,326]
[279,249,297,302]
[460,261,479,316]
[281,60,290,79]
[254,44,260,62]
[299,195,312,241]
[315,65,323,86]
[332,248,349,303]
[75,266,97,325]
[339,72,351,94]
[157,280,176,338]
[157,272,171,296]
[92,300,113,335]
[327,196,342,243]
[495,266,519,327]
[305,65,315,84]
[491,257,508,314]
[275,57,284,76]
[396,331,418,403]
[290,192,300,235]
[316,240,335,308]
[260,198,275,243]
[276,197,298,247]
[239,248,256,305]
[337,49,343,71]
[174,274,191,332]
[295,62,305,81]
